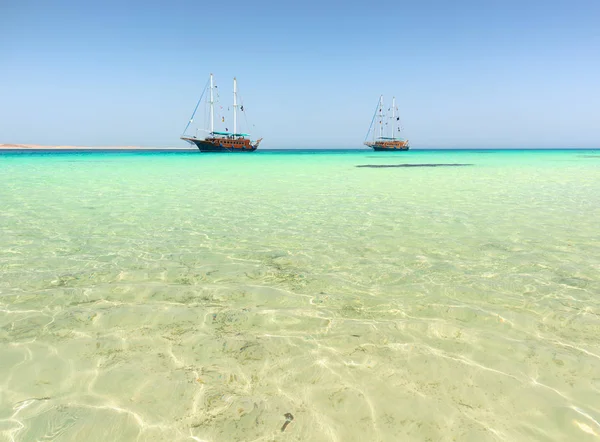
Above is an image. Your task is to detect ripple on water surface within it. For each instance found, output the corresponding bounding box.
[1,150,600,441]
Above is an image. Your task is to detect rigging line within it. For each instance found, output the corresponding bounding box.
[182,77,210,136]
[364,97,381,142]
[236,83,258,136]
[239,94,253,135]
[234,83,247,127]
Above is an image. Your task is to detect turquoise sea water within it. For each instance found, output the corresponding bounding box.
[1,149,599,441]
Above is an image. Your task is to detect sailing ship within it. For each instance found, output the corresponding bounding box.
[364,95,409,151]
[181,74,262,152]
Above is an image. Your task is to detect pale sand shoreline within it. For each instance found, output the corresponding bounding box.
[0,143,195,150]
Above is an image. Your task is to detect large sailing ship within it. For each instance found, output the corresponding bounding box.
[181,74,262,152]
[364,95,409,151]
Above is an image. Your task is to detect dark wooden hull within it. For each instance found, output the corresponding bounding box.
[371,146,409,151]
[181,136,259,152]
[364,139,410,151]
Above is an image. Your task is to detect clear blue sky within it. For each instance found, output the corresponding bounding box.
[1,0,599,148]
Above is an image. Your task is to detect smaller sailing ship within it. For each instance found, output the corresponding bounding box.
[181,74,262,152]
[364,95,409,151]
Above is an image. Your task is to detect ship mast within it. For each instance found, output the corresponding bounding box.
[378,95,384,140]
[233,77,237,138]
[391,96,396,140]
[209,73,214,134]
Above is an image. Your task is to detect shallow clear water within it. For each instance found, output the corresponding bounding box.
[1,149,599,441]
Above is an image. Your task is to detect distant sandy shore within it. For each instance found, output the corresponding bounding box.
[0,143,195,150]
